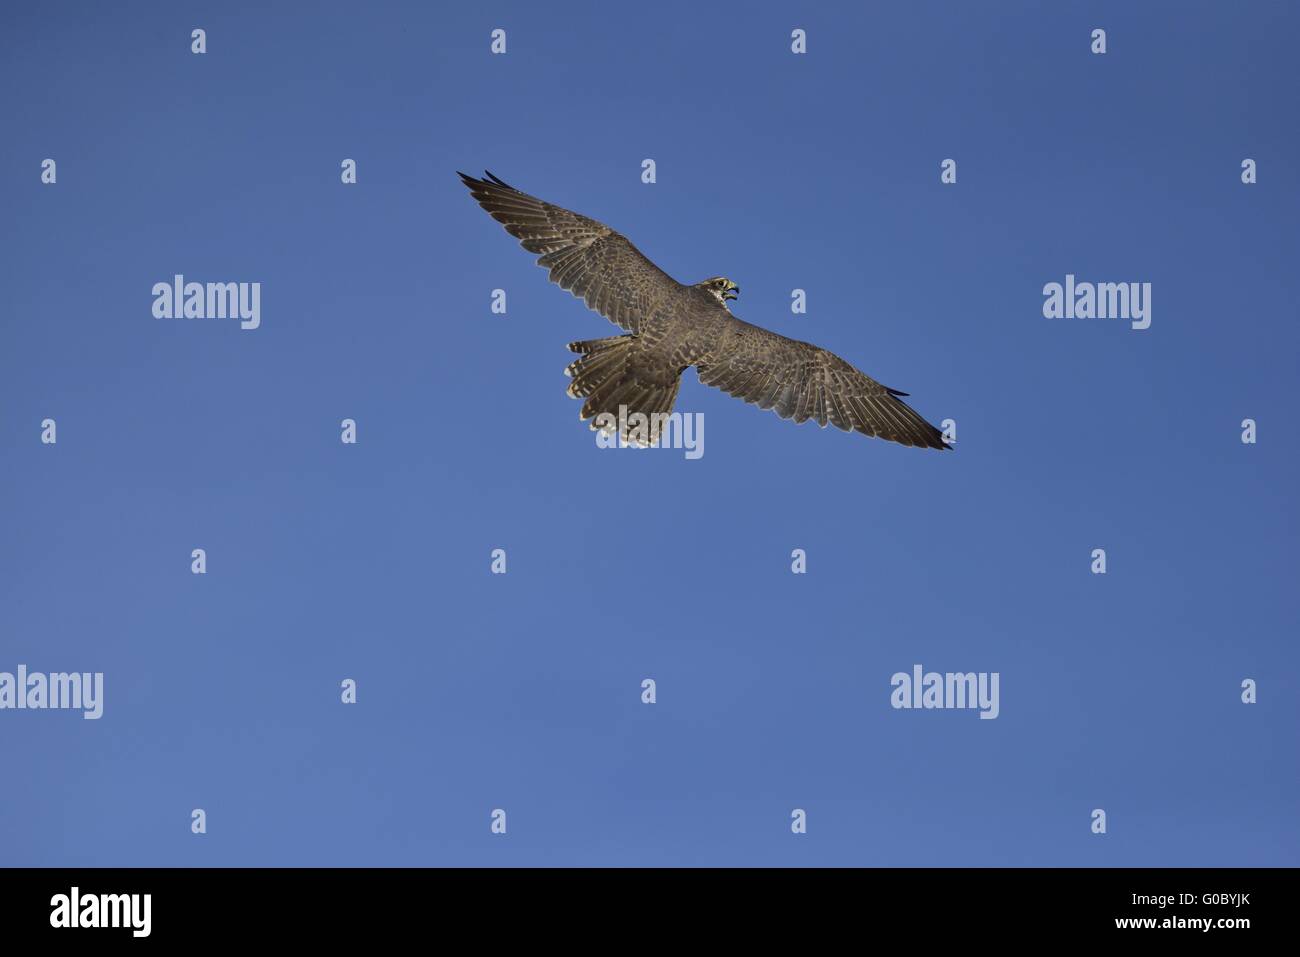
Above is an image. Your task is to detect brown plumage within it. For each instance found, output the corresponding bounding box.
[458,171,950,450]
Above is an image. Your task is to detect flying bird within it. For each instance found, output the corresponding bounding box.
[458,171,950,450]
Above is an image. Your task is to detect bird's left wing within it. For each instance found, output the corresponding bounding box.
[458,171,680,333]
[696,317,950,449]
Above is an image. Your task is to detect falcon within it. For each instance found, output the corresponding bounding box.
[458,171,950,450]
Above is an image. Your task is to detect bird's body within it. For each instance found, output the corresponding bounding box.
[458,171,950,450]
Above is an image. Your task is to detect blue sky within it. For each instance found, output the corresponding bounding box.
[1,1,1297,866]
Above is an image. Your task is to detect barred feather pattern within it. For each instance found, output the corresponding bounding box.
[565,335,682,447]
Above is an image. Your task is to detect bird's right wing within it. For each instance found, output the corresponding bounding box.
[458,171,680,333]
[696,318,950,449]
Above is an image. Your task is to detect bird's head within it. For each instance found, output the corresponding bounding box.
[698,276,740,307]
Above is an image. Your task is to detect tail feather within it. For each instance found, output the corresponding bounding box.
[564,336,682,446]
[565,344,629,398]
[567,335,628,357]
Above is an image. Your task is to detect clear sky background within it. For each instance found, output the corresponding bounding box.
[2,1,1296,866]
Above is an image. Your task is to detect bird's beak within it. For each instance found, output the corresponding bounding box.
[724,285,740,301]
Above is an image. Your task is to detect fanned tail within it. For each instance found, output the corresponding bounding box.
[565,336,682,446]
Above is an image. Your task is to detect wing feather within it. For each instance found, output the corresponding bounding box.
[697,318,950,450]
[459,171,680,333]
